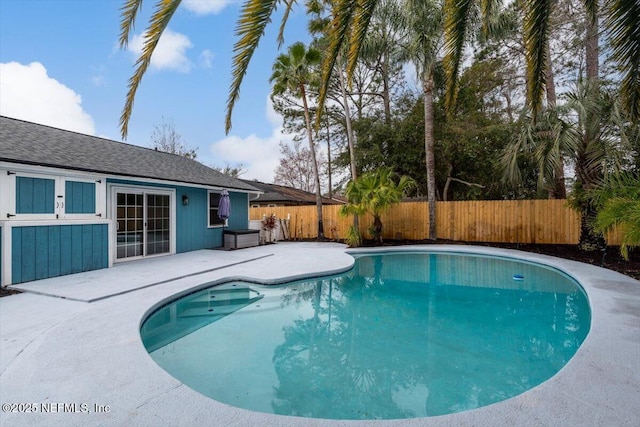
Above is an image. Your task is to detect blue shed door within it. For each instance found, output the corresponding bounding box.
[116,192,171,260]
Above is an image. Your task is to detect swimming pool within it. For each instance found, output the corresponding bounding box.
[141,251,591,420]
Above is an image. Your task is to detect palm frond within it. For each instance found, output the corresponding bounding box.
[523,0,551,120]
[277,0,296,48]
[346,0,379,79]
[500,131,525,187]
[592,171,640,259]
[405,0,442,80]
[583,0,598,22]
[480,0,502,35]
[605,0,640,123]
[316,0,359,128]
[119,0,145,48]
[443,0,475,116]
[226,0,280,133]
[477,3,516,43]
[306,0,331,35]
[289,41,307,62]
[120,0,181,139]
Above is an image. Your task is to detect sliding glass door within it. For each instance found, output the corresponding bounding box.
[116,192,143,259]
[115,189,172,260]
[146,194,170,256]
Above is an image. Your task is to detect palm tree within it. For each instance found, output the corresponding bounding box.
[400,0,442,240]
[501,109,576,198]
[307,0,363,241]
[340,167,415,245]
[270,42,325,239]
[503,82,631,251]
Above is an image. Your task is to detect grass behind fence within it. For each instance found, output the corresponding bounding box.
[250,199,621,245]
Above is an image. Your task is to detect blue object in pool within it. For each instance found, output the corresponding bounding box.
[141,252,590,420]
[513,274,525,280]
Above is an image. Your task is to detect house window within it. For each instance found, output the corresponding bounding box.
[208,192,226,227]
[65,181,96,214]
[16,177,55,214]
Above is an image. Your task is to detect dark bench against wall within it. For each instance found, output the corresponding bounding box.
[224,229,259,249]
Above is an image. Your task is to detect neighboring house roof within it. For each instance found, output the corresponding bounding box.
[243,180,343,205]
[0,116,259,192]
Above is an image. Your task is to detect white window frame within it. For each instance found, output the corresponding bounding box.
[62,177,106,219]
[208,190,228,228]
[1,169,105,221]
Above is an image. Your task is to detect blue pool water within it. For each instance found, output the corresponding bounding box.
[141,252,591,420]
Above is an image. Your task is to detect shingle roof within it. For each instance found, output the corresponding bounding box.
[0,116,259,192]
[243,180,342,205]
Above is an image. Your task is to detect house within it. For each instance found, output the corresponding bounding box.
[0,116,260,286]
[244,180,343,207]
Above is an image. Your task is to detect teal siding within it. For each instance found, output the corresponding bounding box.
[228,192,249,229]
[175,186,222,252]
[16,177,55,214]
[48,226,61,277]
[71,226,83,273]
[60,226,73,276]
[11,224,108,284]
[65,181,96,213]
[175,188,249,252]
[35,226,49,279]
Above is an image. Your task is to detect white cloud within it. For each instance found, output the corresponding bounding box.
[199,49,214,69]
[0,61,95,134]
[209,127,288,182]
[128,29,192,72]
[182,0,234,15]
[209,96,295,182]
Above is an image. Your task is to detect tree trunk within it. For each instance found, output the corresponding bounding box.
[585,8,599,83]
[423,75,437,240]
[382,50,392,125]
[545,38,566,199]
[300,84,324,239]
[443,164,453,202]
[578,200,606,253]
[503,89,514,123]
[325,115,332,199]
[577,7,604,252]
[338,56,357,181]
[545,44,557,109]
[373,215,383,245]
[338,55,359,236]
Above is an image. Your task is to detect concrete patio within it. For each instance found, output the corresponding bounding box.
[1,242,639,426]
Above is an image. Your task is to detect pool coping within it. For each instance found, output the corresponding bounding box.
[1,242,639,426]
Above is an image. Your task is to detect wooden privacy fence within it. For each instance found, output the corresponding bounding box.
[250,199,622,245]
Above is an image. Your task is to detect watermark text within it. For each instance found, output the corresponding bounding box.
[2,402,111,413]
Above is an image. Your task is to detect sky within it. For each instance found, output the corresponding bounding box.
[0,0,311,182]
